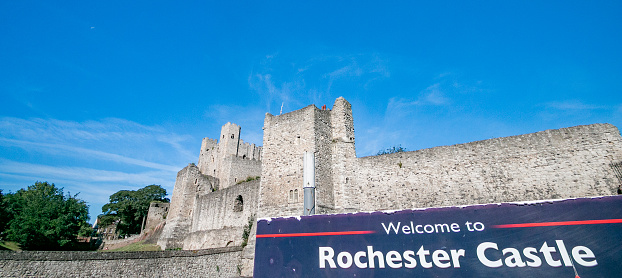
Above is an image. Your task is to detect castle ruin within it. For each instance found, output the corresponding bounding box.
[155,97,622,276]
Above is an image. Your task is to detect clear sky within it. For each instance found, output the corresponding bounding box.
[1,1,621,222]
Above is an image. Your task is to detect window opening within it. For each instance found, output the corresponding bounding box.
[234,195,243,212]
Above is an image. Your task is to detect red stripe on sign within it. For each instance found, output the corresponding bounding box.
[493,218,622,228]
[256,230,375,238]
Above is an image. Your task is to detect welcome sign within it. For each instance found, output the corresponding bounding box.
[254,196,622,277]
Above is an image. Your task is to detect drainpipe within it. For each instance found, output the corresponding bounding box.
[303,151,315,216]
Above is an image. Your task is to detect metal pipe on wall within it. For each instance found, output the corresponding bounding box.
[303,151,315,215]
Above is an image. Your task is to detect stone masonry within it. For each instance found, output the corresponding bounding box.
[0,248,243,278]
[149,97,622,277]
[157,123,261,252]
[257,97,622,219]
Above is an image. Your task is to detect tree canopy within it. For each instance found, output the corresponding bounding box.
[1,182,90,250]
[377,145,407,155]
[100,184,169,236]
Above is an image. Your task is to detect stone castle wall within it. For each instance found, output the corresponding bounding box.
[223,155,261,186]
[258,98,622,220]
[158,122,262,251]
[148,97,622,277]
[0,248,243,278]
[346,123,622,211]
[198,122,262,190]
[157,164,208,250]
[144,202,169,232]
[185,179,259,250]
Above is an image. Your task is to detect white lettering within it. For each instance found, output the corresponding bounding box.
[402,225,411,234]
[432,250,451,268]
[502,248,526,267]
[403,250,417,268]
[367,246,385,268]
[319,247,336,268]
[354,251,367,268]
[434,223,451,233]
[381,222,400,234]
[572,246,597,267]
[337,251,353,268]
[555,240,572,267]
[386,251,403,268]
[450,249,465,268]
[477,242,503,268]
[417,246,433,268]
[540,242,562,267]
[523,247,542,267]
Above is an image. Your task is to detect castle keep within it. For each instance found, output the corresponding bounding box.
[155,97,622,276]
[157,122,261,250]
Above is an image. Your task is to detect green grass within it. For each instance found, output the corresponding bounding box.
[0,241,21,251]
[236,176,260,184]
[101,241,161,252]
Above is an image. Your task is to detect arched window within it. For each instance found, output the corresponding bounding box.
[234,195,243,212]
[289,190,294,203]
[231,134,235,139]
[294,189,299,202]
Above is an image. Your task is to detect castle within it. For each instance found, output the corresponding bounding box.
[153,97,622,276]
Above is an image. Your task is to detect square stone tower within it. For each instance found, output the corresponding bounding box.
[197,122,261,189]
[257,97,356,218]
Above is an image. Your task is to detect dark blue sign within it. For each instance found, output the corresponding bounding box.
[254,196,622,277]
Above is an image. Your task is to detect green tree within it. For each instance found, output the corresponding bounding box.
[377,145,407,155]
[100,184,169,236]
[0,189,10,239]
[3,182,90,250]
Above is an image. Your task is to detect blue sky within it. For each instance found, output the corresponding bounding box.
[1,1,621,222]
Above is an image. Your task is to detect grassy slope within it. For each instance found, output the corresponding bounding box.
[0,241,20,251]
[101,240,161,252]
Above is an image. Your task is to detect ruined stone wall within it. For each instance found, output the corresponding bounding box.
[198,138,219,177]
[329,97,357,212]
[258,97,622,218]
[313,108,335,214]
[144,202,169,232]
[258,106,318,218]
[220,155,261,189]
[197,123,262,189]
[185,180,259,250]
[238,140,261,161]
[258,98,359,217]
[0,248,243,278]
[347,123,622,211]
[226,156,261,186]
[158,121,262,251]
[157,164,212,250]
